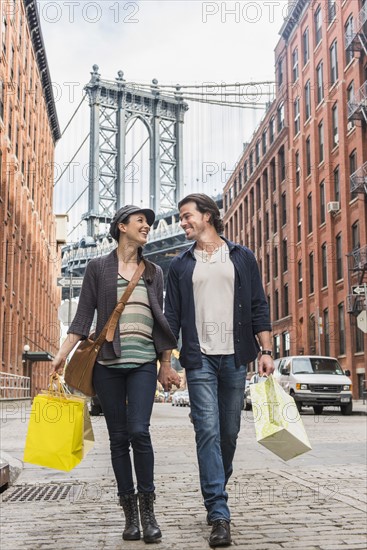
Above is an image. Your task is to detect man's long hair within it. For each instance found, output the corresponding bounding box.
[178,193,224,234]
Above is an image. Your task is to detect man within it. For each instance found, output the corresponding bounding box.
[165,194,274,548]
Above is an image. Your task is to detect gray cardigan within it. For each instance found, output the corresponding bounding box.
[68,250,177,360]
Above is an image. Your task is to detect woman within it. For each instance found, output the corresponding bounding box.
[52,205,180,544]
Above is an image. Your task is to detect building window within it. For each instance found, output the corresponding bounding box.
[244,161,248,182]
[281,192,287,225]
[292,47,299,82]
[262,130,267,155]
[239,170,243,189]
[255,140,260,165]
[275,291,279,321]
[298,261,303,300]
[274,246,278,277]
[8,105,12,141]
[244,197,248,224]
[350,149,358,199]
[352,221,360,250]
[338,303,345,355]
[334,166,340,204]
[250,188,254,215]
[270,158,276,191]
[347,82,355,129]
[249,151,254,174]
[269,117,275,144]
[229,187,233,205]
[303,27,310,66]
[282,238,288,272]
[263,169,269,200]
[320,181,325,224]
[2,16,7,54]
[314,5,322,46]
[355,317,365,352]
[304,80,311,120]
[278,147,285,182]
[345,15,354,66]
[330,40,338,85]
[265,211,270,240]
[316,61,324,104]
[324,308,330,356]
[306,136,311,176]
[277,102,285,132]
[295,150,301,188]
[321,243,327,287]
[309,252,314,293]
[297,205,301,242]
[256,179,261,207]
[294,97,300,135]
[273,203,278,233]
[328,0,336,23]
[308,192,313,233]
[278,58,284,87]
[332,103,338,147]
[284,284,289,317]
[266,253,270,283]
[318,120,324,163]
[336,233,343,280]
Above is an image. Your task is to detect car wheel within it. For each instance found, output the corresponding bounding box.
[313,405,323,415]
[296,401,302,412]
[244,398,251,411]
[340,402,353,415]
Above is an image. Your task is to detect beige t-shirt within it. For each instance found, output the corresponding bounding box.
[193,243,235,355]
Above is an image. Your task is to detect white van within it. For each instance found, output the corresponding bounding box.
[276,355,353,415]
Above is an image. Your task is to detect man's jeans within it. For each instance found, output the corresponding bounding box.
[186,354,247,522]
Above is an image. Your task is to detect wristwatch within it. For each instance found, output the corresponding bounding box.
[261,350,273,357]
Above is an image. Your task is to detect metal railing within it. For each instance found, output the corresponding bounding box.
[0,372,30,399]
[347,81,367,122]
[350,161,367,194]
[345,4,367,52]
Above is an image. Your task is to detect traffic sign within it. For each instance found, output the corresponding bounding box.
[352,285,367,296]
[357,310,367,334]
[57,277,84,287]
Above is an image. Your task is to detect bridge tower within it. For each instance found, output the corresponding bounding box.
[83,65,189,237]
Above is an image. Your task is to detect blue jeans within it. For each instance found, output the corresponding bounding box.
[93,361,157,495]
[186,354,247,522]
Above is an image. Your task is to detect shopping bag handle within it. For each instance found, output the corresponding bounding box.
[48,374,68,398]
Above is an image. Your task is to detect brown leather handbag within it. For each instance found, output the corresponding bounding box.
[64,261,145,396]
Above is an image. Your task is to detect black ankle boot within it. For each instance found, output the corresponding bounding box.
[138,492,162,543]
[119,493,140,541]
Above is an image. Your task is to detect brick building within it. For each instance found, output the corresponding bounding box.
[223,0,367,398]
[0,0,61,397]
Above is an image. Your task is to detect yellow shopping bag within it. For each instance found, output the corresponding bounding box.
[23,378,94,471]
[250,375,312,461]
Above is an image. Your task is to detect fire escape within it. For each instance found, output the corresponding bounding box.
[345,2,367,316]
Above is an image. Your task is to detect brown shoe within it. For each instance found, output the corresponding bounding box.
[209,519,231,547]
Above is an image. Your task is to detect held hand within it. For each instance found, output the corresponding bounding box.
[158,364,181,392]
[258,355,275,377]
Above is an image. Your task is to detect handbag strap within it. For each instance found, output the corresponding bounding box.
[95,260,146,346]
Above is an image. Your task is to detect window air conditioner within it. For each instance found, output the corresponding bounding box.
[327,201,340,213]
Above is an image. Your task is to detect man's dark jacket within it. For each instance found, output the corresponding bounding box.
[68,250,177,360]
[164,237,271,370]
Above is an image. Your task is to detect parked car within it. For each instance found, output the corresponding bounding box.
[276,355,353,415]
[244,374,268,410]
[171,389,190,407]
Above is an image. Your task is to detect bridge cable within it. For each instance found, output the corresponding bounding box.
[59,94,87,138]
[53,133,90,187]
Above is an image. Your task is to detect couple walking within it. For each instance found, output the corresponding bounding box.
[52,193,273,547]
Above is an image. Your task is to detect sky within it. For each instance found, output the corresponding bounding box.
[38,0,288,240]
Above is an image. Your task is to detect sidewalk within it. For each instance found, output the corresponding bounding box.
[0,400,366,549]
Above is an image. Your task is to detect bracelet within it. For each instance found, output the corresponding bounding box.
[161,360,171,363]
[261,350,273,357]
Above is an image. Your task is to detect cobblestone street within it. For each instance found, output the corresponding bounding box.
[1,402,366,549]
